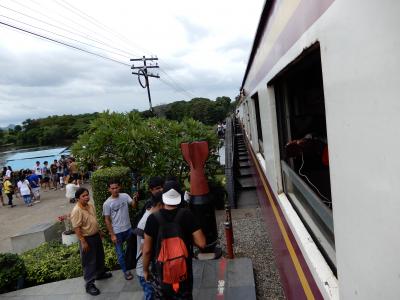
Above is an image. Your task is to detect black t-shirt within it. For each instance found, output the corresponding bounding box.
[144,208,201,262]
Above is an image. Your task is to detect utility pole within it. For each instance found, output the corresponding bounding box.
[130,56,160,112]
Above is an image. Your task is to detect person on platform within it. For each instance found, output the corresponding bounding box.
[103,180,138,280]
[143,181,206,299]
[2,176,15,207]
[70,187,112,296]
[66,177,80,203]
[136,191,163,300]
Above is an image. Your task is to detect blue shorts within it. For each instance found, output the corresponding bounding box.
[138,276,154,300]
[22,195,32,205]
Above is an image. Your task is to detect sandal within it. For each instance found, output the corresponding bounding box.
[124,272,133,280]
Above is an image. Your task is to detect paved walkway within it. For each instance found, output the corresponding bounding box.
[1,258,256,300]
[0,186,90,253]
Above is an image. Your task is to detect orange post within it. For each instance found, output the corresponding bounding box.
[224,221,234,259]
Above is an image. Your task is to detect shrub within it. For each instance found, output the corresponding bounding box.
[103,240,119,270]
[21,241,119,287]
[21,241,82,286]
[0,253,26,293]
[91,167,137,240]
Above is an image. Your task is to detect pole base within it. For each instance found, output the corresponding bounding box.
[196,246,223,260]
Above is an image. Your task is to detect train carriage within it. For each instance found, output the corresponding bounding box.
[237,0,400,299]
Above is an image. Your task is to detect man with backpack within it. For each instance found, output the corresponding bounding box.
[143,181,206,300]
[136,191,163,300]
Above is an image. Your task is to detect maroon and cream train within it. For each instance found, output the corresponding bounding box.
[237,1,400,299]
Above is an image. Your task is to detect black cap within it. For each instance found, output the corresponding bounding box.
[163,180,182,194]
[148,176,164,189]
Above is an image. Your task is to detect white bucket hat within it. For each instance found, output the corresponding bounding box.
[162,188,181,205]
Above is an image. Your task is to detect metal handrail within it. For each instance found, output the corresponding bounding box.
[225,116,236,207]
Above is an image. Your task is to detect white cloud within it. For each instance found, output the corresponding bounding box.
[0,0,264,126]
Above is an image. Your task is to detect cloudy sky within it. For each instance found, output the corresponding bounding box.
[0,0,264,126]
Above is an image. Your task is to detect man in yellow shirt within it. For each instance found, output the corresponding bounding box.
[3,176,15,207]
[70,187,112,296]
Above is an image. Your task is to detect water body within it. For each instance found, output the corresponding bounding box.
[0,146,70,170]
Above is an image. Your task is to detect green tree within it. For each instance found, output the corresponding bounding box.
[71,111,219,182]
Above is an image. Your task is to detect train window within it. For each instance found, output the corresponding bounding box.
[272,43,336,271]
[252,93,264,154]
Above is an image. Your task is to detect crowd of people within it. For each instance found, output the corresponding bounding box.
[2,154,206,299]
[0,155,90,207]
[71,176,206,299]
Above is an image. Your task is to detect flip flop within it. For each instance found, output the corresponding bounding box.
[124,272,133,280]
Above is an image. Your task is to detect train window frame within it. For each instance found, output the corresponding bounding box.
[270,43,336,272]
[251,93,264,155]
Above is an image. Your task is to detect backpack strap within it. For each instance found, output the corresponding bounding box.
[154,208,186,225]
[173,208,186,224]
[153,211,166,226]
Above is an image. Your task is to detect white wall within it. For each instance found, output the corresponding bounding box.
[241,0,400,299]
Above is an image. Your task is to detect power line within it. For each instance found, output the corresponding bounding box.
[0,2,195,100]
[52,0,144,56]
[159,69,196,98]
[0,1,137,58]
[57,0,150,55]
[57,0,195,98]
[0,15,132,60]
[0,19,192,99]
[0,20,131,67]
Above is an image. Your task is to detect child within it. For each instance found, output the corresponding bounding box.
[17,175,33,207]
[65,177,80,203]
[3,176,15,207]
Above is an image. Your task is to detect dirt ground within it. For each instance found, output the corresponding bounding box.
[0,184,92,253]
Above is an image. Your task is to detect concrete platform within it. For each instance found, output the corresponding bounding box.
[10,222,63,254]
[1,258,256,300]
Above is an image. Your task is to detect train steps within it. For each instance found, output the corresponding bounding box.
[234,127,257,208]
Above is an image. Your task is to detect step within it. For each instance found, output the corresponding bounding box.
[238,156,248,162]
[239,161,251,167]
[239,168,255,176]
[237,177,256,189]
[238,151,247,156]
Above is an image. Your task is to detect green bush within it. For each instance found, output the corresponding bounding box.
[91,167,138,240]
[21,241,82,286]
[21,241,119,287]
[103,241,119,270]
[0,253,26,293]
